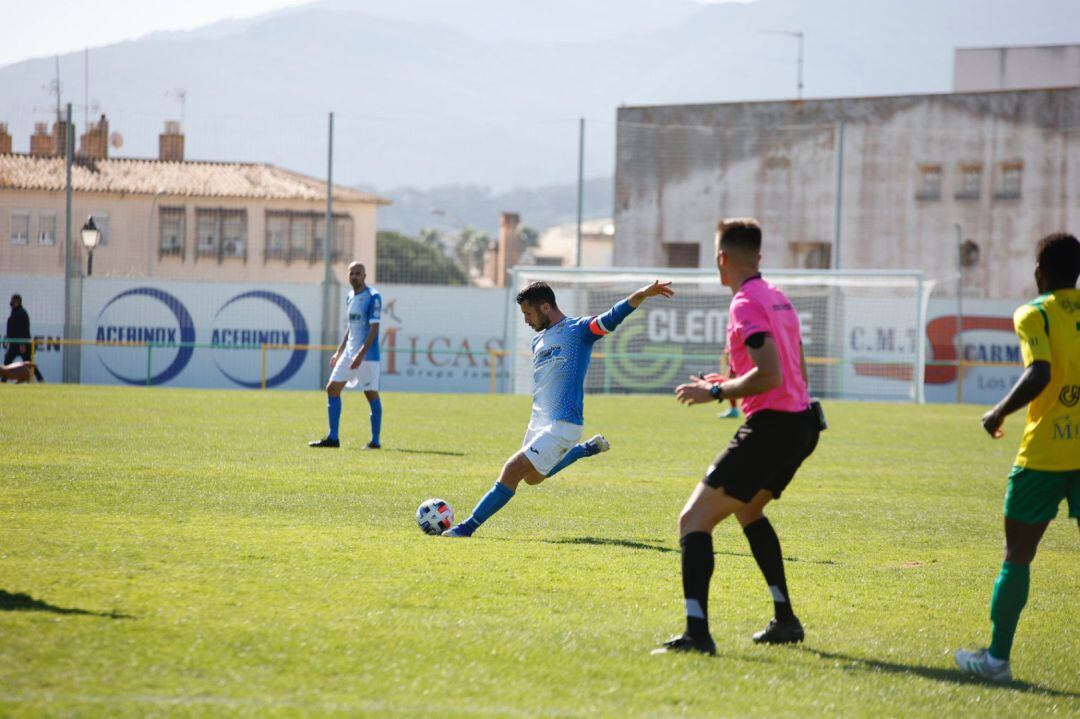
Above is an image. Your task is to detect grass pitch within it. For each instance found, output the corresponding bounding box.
[0,385,1076,717]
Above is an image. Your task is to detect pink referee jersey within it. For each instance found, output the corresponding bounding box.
[726,275,809,418]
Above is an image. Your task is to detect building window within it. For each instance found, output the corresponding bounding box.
[195,208,247,263]
[265,213,287,261]
[289,214,311,262]
[159,207,185,259]
[332,216,354,261]
[955,164,982,200]
[38,212,56,245]
[916,164,942,201]
[663,242,699,268]
[10,211,29,244]
[265,210,354,264]
[90,213,109,246]
[995,161,1022,199]
[222,211,246,259]
[789,241,831,269]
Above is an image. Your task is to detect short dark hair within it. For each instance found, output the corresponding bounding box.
[516,281,557,308]
[717,218,762,256]
[10,294,21,303]
[1036,233,1080,287]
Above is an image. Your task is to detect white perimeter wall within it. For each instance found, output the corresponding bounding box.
[0,274,1026,403]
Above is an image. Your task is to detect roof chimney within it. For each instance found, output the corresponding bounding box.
[159,120,184,162]
[494,212,521,288]
[52,119,72,158]
[30,122,53,156]
[0,123,11,155]
[79,114,109,159]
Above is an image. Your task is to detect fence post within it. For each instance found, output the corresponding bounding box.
[320,112,340,389]
[261,343,268,390]
[146,343,153,386]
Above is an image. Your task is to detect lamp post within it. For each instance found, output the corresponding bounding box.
[81,215,101,276]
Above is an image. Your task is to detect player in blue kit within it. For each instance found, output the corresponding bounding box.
[309,261,384,449]
[442,279,674,537]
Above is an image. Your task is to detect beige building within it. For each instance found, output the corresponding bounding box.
[0,119,388,283]
[614,87,1080,298]
[526,218,614,268]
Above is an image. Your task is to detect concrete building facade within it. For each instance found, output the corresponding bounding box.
[955,45,1080,92]
[613,87,1080,298]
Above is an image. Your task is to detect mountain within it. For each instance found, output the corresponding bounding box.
[1,0,1077,232]
[373,177,613,236]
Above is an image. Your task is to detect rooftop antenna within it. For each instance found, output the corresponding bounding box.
[45,55,63,122]
[759,29,804,100]
[166,88,187,130]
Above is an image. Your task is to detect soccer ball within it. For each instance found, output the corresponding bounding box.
[416,498,455,535]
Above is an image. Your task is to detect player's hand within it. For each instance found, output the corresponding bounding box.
[641,280,675,298]
[981,408,1005,438]
[675,375,715,406]
[329,352,340,368]
[350,354,363,370]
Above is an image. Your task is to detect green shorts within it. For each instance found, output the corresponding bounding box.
[1004,466,1080,524]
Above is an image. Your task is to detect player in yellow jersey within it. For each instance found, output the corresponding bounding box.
[955,233,1080,682]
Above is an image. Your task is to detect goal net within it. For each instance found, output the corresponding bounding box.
[507,267,934,402]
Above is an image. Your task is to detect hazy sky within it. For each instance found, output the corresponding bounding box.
[0,0,308,68]
[0,0,742,69]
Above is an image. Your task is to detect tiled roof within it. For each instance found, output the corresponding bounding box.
[0,154,389,204]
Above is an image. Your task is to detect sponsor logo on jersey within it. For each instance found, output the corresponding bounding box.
[1059,384,1080,408]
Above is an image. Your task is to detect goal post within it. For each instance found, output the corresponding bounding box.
[507,267,934,403]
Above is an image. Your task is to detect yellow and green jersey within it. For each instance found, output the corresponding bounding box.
[1013,288,1080,471]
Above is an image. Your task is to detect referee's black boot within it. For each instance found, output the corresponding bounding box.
[752,616,804,645]
[651,633,716,656]
[308,436,340,448]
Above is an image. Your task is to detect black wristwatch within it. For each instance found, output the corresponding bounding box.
[710,383,723,401]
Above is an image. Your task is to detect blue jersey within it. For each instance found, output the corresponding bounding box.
[530,300,635,425]
[346,286,381,362]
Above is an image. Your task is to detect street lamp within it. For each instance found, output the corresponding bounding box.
[81,215,101,276]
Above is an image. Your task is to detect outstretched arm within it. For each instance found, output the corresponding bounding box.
[589,281,674,338]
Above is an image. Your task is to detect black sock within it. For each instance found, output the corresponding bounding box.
[680,531,714,640]
[743,517,795,622]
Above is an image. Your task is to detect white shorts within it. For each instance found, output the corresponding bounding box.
[521,419,582,476]
[330,353,381,391]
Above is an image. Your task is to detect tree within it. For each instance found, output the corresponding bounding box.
[376,231,468,285]
[520,225,539,250]
[451,227,493,278]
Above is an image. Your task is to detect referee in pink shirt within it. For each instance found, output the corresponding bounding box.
[654,218,822,655]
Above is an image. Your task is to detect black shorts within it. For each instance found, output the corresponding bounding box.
[704,408,820,503]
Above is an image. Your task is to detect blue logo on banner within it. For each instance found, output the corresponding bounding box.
[212,290,309,388]
[96,287,196,385]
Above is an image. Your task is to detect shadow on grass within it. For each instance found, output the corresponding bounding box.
[386,448,466,457]
[798,647,1079,698]
[547,537,837,564]
[0,590,132,619]
[549,537,675,553]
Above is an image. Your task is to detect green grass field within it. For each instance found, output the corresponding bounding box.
[0,385,1076,717]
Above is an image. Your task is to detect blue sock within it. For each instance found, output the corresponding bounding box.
[369,397,382,445]
[460,482,515,534]
[327,396,342,440]
[546,443,590,478]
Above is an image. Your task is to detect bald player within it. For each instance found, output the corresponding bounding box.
[309,261,383,449]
